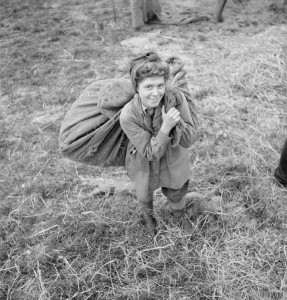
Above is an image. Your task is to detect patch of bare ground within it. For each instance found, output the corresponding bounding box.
[1,0,287,299]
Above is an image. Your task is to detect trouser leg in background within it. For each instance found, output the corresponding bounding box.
[275,138,287,186]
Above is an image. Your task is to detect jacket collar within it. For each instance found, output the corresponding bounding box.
[134,93,164,115]
[133,94,145,115]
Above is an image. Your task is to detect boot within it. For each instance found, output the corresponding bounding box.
[141,201,157,234]
[172,208,193,233]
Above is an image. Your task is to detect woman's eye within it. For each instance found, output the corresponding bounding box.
[158,84,164,88]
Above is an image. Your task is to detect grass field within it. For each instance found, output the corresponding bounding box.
[1,0,287,299]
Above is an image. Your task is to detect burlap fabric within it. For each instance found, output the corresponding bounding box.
[59,78,135,167]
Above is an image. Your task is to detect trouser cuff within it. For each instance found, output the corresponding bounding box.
[137,190,153,203]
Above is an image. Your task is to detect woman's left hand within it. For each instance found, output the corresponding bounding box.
[161,106,180,135]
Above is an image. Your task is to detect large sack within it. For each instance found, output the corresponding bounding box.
[59,78,135,167]
[166,56,198,129]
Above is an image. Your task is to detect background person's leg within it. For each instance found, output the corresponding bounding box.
[275,139,287,186]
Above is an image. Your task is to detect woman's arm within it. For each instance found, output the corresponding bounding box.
[120,106,172,161]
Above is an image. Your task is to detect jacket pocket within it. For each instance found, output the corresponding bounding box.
[166,145,183,164]
[126,146,149,174]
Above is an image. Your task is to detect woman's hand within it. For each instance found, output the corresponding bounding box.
[160,106,180,135]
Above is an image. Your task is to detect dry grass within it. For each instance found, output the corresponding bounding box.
[1,0,287,299]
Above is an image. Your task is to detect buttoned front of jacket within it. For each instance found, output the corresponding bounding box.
[120,91,197,200]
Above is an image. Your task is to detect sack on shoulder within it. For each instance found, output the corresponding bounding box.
[59,78,135,167]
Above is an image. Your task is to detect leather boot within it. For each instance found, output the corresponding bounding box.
[172,208,193,233]
[141,201,157,234]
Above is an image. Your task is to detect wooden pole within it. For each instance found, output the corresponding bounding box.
[111,0,117,22]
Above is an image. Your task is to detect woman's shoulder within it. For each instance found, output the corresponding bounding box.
[120,94,140,121]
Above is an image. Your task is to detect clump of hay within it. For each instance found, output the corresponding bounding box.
[223,26,287,103]
[184,26,287,105]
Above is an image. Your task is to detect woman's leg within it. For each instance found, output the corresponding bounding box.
[162,181,192,232]
[275,139,287,186]
[162,180,189,215]
[137,189,157,234]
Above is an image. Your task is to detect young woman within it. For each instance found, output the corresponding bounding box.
[120,52,197,234]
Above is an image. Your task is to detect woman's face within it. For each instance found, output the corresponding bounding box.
[137,76,165,108]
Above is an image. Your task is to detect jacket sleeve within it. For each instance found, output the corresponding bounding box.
[120,106,171,161]
[176,92,197,148]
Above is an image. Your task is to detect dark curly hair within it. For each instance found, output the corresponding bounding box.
[129,52,170,90]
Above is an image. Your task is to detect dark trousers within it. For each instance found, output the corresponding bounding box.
[162,180,189,210]
[275,139,287,185]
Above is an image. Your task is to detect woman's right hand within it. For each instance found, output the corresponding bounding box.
[161,106,180,135]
